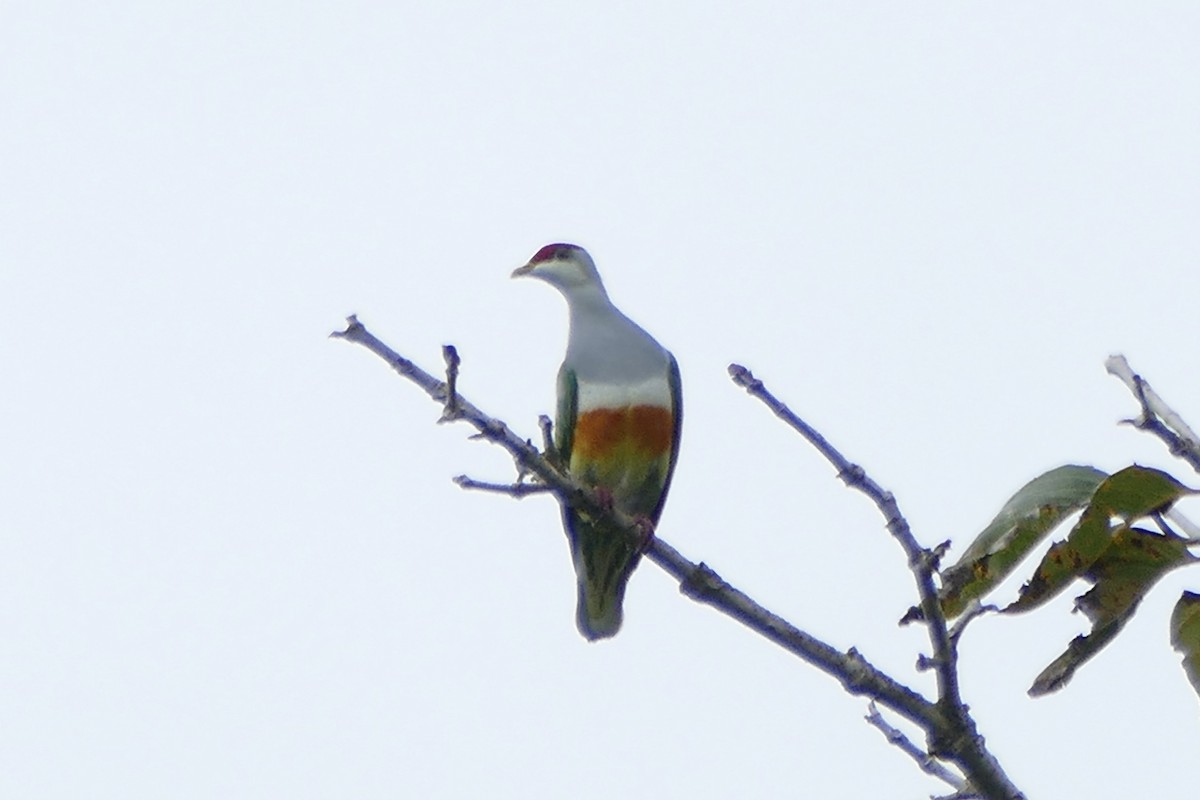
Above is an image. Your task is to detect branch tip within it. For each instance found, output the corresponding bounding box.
[330,314,364,340]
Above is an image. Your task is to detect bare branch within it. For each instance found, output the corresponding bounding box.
[1106,354,1200,473]
[333,318,1022,800]
[671,553,940,729]
[727,363,1022,800]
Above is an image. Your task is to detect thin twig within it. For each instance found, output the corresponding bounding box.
[947,601,998,647]
[865,702,968,794]
[453,474,554,497]
[538,414,561,469]
[727,363,1022,800]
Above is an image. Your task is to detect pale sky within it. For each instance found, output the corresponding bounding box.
[2,3,1198,797]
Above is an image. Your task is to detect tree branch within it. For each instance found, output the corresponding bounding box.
[1106,354,1200,474]
[332,316,1021,799]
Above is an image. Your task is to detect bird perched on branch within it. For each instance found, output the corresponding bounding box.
[513,243,682,640]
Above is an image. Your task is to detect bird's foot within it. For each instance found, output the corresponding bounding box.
[632,515,657,552]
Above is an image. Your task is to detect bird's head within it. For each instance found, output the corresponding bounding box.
[511,243,605,293]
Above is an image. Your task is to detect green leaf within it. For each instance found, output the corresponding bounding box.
[1078,528,1195,622]
[1007,467,1197,614]
[1170,591,1200,700]
[1029,528,1197,696]
[936,465,1107,619]
[1027,616,1125,698]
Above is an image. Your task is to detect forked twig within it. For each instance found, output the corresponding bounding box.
[727,363,1020,799]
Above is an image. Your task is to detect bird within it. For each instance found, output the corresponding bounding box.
[513,243,682,640]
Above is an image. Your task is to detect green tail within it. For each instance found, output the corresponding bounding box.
[565,509,642,641]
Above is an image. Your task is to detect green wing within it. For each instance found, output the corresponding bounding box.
[555,365,577,464]
[650,352,683,523]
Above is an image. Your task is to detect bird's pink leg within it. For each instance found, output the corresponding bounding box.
[591,487,655,550]
[593,486,615,511]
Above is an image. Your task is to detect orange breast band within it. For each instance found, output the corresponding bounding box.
[572,404,673,461]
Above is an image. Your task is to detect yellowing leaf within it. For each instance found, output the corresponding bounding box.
[1006,504,1112,613]
[1028,528,1196,696]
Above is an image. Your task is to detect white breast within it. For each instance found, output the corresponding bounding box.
[576,373,674,412]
